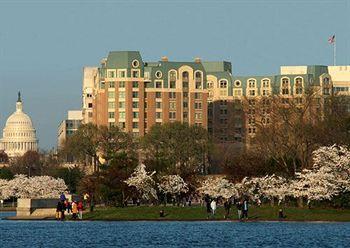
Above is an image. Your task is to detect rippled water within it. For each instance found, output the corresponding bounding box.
[1,212,350,247]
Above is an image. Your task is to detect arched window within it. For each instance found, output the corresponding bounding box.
[323,77,330,84]
[295,77,303,95]
[182,71,189,88]
[281,78,290,95]
[262,79,270,88]
[247,79,257,96]
[219,79,227,88]
[195,71,202,89]
[169,71,177,89]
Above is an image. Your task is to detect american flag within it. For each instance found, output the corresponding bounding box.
[328,35,335,44]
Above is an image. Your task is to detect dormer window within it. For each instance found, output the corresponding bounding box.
[219,79,228,88]
[281,78,290,95]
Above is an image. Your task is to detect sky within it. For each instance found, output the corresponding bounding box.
[0,0,349,150]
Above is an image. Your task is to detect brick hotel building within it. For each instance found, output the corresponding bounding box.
[81,51,350,148]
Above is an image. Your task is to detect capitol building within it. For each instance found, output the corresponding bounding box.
[0,93,38,158]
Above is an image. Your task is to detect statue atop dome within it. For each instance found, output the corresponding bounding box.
[17,91,22,102]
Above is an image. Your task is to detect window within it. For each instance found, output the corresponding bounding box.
[155,71,162,78]
[133,112,139,118]
[119,102,125,108]
[207,81,214,88]
[108,71,115,78]
[295,98,303,104]
[132,122,139,129]
[169,112,176,119]
[156,112,162,119]
[262,79,270,88]
[132,70,139,78]
[169,71,176,88]
[119,122,126,129]
[108,102,115,109]
[219,79,228,88]
[169,71,177,81]
[88,103,93,108]
[195,71,202,89]
[132,81,139,88]
[109,82,115,88]
[195,93,202,99]
[323,88,330,95]
[144,101,147,108]
[156,81,162,88]
[118,92,125,98]
[170,81,176,89]
[249,90,255,96]
[234,80,241,87]
[132,92,139,98]
[156,92,161,98]
[119,111,125,119]
[108,112,115,118]
[195,113,202,120]
[119,71,126,78]
[108,92,115,99]
[132,102,139,108]
[119,81,125,88]
[233,89,242,96]
[183,102,188,108]
[183,92,188,97]
[248,79,256,88]
[100,82,105,89]
[169,102,176,109]
[169,92,176,99]
[156,102,162,109]
[281,78,290,95]
[182,71,189,80]
[323,77,330,84]
[183,112,188,119]
[132,60,139,68]
[195,102,202,110]
[295,78,303,95]
[262,89,270,96]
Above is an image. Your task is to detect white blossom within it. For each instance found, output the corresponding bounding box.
[0,174,67,199]
[197,176,238,199]
[125,163,157,200]
[158,175,188,196]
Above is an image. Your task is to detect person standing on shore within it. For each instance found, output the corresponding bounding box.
[71,201,78,220]
[210,199,217,218]
[242,199,249,220]
[77,201,83,220]
[236,200,243,220]
[204,195,211,219]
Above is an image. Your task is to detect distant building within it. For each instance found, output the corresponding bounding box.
[82,67,98,124]
[82,51,350,148]
[57,110,83,149]
[0,92,38,158]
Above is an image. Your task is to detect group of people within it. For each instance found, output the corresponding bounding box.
[56,193,84,221]
[204,195,249,220]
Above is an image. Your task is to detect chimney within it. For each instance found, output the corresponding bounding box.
[161,56,168,62]
[194,57,201,63]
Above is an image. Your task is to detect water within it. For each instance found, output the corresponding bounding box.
[1,212,350,247]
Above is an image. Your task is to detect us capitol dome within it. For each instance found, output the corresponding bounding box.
[0,92,38,157]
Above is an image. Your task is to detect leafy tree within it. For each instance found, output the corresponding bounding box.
[9,151,42,176]
[52,167,84,193]
[142,122,211,179]
[0,167,14,180]
[63,124,101,172]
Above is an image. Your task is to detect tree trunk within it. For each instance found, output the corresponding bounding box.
[297,197,303,207]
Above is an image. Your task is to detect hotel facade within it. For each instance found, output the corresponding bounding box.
[82,51,350,147]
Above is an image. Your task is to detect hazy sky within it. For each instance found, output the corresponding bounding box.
[0,0,349,149]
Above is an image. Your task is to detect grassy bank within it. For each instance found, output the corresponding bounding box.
[83,205,350,221]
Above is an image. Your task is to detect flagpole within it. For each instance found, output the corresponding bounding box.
[334,37,336,66]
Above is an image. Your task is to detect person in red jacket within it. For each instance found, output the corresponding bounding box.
[77,201,84,220]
